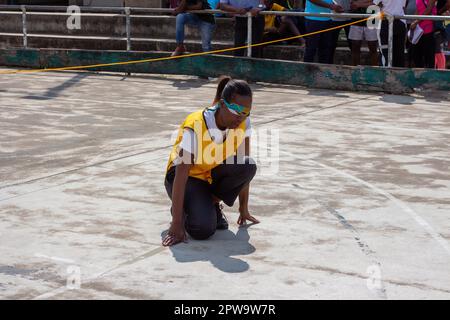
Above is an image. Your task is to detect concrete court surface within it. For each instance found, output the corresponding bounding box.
[0,67,449,300]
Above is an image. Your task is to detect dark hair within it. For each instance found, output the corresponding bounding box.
[212,76,252,105]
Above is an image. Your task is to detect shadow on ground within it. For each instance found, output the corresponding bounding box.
[161,226,256,273]
[22,73,90,100]
[171,78,207,90]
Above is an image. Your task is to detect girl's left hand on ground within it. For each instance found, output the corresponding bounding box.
[237,209,260,226]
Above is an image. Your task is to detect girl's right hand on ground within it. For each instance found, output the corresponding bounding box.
[162,221,187,246]
[237,208,260,226]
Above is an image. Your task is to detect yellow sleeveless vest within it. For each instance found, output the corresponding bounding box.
[166,107,247,184]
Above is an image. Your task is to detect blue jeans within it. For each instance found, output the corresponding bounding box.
[304,19,333,64]
[176,13,215,52]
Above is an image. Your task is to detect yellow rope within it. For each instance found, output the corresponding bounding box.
[0,14,381,76]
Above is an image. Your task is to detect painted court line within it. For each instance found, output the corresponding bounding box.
[32,246,167,300]
[302,119,450,136]
[282,150,450,258]
[34,253,76,264]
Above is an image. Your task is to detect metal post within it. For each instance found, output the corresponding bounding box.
[125,7,131,51]
[21,5,27,49]
[387,14,394,68]
[247,11,252,57]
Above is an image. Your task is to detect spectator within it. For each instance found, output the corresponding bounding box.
[220,0,267,58]
[349,0,379,65]
[303,0,344,64]
[443,2,450,49]
[410,0,437,68]
[440,0,450,42]
[330,0,352,64]
[405,0,417,67]
[277,0,308,35]
[435,0,450,68]
[171,0,216,56]
[262,0,305,46]
[372,0,408,68]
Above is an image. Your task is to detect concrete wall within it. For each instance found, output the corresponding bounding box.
[124,0,165,7]
[3,1,69,4]
[0,13,369,65]
[0,13,234,41]
[83,0,124,6]
[1,48,449,94]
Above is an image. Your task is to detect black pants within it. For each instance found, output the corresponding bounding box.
[412,32,436,69]
[379,20,407,67]
[329,20,351,64]
[234,16,265,58]
[164,156,257,240]
[304,19,333,64]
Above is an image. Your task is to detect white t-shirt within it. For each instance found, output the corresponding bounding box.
[173,106,251,165]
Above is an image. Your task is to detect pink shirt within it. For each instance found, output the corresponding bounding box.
[416,0,437,34]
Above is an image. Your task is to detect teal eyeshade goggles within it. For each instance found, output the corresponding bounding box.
[223,99,251,117]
